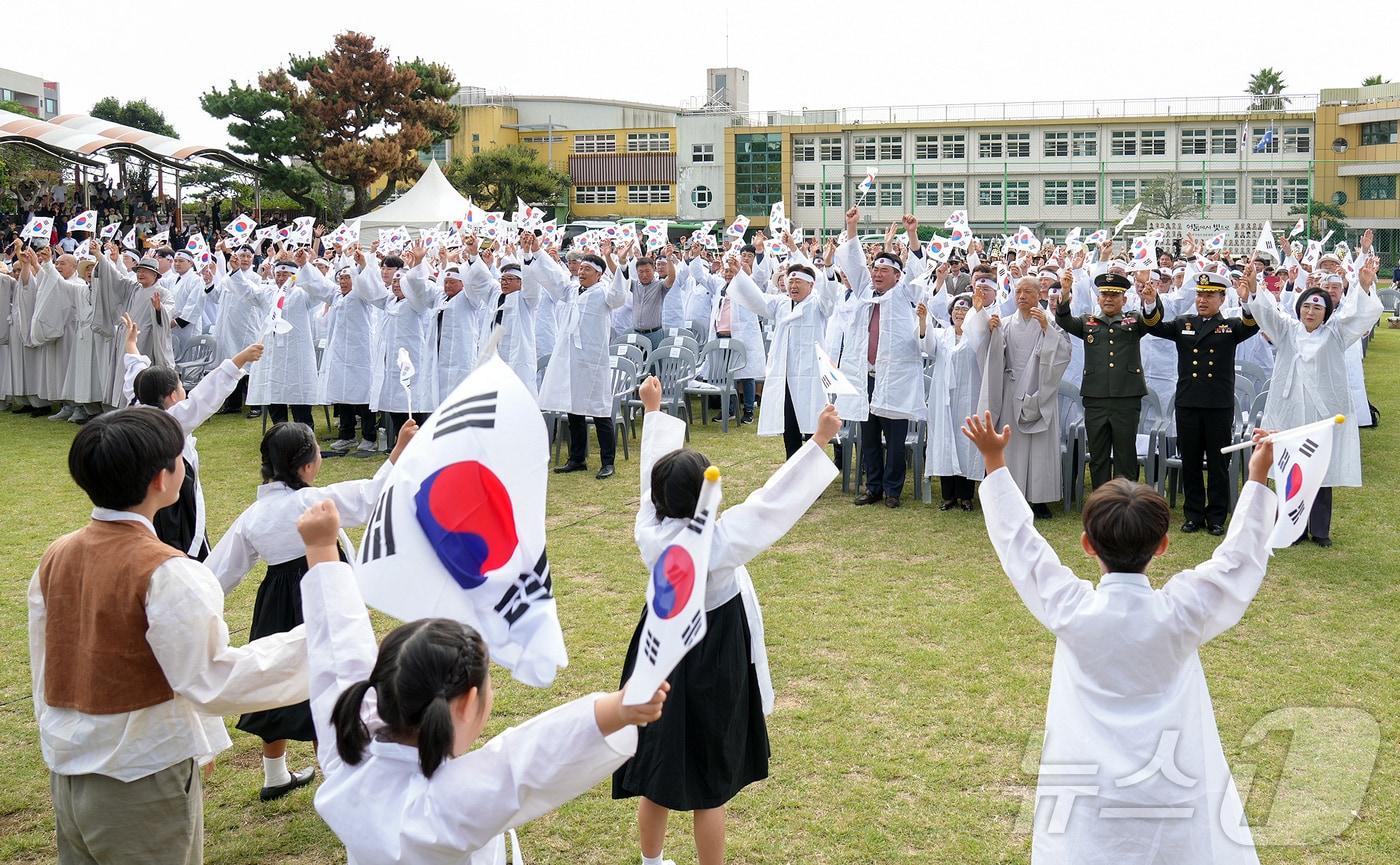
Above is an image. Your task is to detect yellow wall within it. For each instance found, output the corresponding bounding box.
[539,126,678,219]
[453,105,521,159]
[1313,98,1400,222]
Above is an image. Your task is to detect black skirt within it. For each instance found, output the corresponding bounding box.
[152,457,209,560]
[235,548,344,743]
[612,593,769,811]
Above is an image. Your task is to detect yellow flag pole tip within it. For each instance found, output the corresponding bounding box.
[1334,415,1346,424]
[704,466,721,481]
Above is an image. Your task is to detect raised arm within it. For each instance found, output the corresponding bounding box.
[708,437,840,571]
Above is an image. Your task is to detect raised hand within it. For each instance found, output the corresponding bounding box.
[812,403,841,446]
[961,409,1012,471]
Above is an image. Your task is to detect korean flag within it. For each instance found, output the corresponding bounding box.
[623,466,722,706]
[355,355,567,687]
[1267,417,1338,548]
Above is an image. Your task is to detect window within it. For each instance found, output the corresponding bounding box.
[1360,121,1398,145]
[879,135,903,161]
[914,134,939,160]
[822,183,843,207]
[627,184,671,204]
[820,137,843,161]
[43,98,57,116]
[1044,131,1068,157]
[734,132,783,214]
[0,88,12,101]
[1251,127,1279,154]
[1181,128,1207,155]
[1140,130,1166,156]
[977,180,1002,206]
[915,182,938,206]
[978,133,1002,158]
[852,135,876,161]
[795,183,817,207]
[1210,178,1237,205]
[1111,131,1137,156]
[574,185,616,205]
[691,186,713,208]
[1072,131,1097,157]
[627,132,670,152]
[1006,132,1031,158]
[942,134,966,159]
[1251,178,1279,205]
[792,137,815,162]
[1044,180,1068,206]
[1181,178,1205,206]
[419,140,449,164]
[1359,175,1398,200]
[692,143,715,163]
[1210,128,1238,155]
[1283,126,1311,154]
[1110,179,1138,205]
[1072,179,1098,206]
[878,181,903,208]
[1281,178,1310,205]
[941,181,966,206]
[573,133,615,153]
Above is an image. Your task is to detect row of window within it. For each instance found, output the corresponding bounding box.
[790,127,1312,162]
[787,177,1311,209]
[1358,174,1397,200]
[572,185,674,205]
[1359,121,1398,146]
[572,132,672,154]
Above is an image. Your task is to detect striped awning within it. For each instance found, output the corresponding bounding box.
[569,152,675,185]
[49,114,256,172]
[0,109,121,167]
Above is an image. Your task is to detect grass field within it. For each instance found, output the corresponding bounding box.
[1,330,1398,864]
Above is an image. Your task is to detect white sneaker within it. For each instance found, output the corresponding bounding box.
[356,439,378,453]
[49,405,75,421]
[329,439,355,452]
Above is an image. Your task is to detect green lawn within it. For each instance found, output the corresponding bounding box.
[2,330,1398,864]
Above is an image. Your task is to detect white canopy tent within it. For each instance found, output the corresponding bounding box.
[357,160,471,230]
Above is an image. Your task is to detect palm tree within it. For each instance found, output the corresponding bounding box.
[1246,67,1289,111]
[1363,75,1391,86]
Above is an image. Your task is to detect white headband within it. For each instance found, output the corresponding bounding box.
[871,256,903,274]
[580,259,605,275]
[787,270,815,285]
[1301,293,1328,307]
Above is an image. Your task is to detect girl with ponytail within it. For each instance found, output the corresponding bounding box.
[205,416,421,803]
[294,499,668,864]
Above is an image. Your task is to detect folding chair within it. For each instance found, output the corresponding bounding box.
[683,339,747,433]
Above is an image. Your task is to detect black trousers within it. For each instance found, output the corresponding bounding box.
[782,388,810,459]
[1177,406,1233,526]
[1084,396,1140,488]
[388,412,430,445]
[567,413,616,467]
[940,475,976,503]
[223,376,248,412]
[860,377,908,498]
[267,404,314,427]
[335,403,376,442]
[1308,487,1333,541]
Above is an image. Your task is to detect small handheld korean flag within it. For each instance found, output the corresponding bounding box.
[857,168,877,204]
[121,227,137,249]
[67,210,97,233]
[397,347,416,415]
[726,214,750,239]
[356,355,567,687]
[623,465,722,706]
[1012,225,1039,253]
[1289,217,1306,239]
[225,213,257,245]
[1113,202,1142,237]
[1302,239,1323,269]
[944,210,969,230]
[22,216,53,241]
[815,342,857,399]
[1064,227,1083,252]
[264,291,293,336]
[925,233,951,261]
[147,230,169,247]
[1256,221,1279,262]
[99,222,121,241]
[289,216,315,246]
[1085,228,1109,246]
[1266,416,1340,548]
[1205,231,1229,253]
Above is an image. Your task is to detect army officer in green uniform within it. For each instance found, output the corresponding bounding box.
[1055,270,1149,488]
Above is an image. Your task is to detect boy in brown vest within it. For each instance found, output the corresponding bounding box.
[29,406,309,864]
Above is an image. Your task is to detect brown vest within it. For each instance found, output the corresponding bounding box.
[38,519,185,714]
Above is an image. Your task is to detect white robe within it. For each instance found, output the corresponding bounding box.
[980,465,1273,865]
[921,307,988,479]
[433,280,488,403]
[211,264,266,366]
[247,266,335,407]
[538,257,628,417]
[704,271,768,382]
[363,262,440,415]
[170,268,206,357]
[319,273,381,406]
[834,241,929,422]
[465,257,539,397]
[1250,285,1380,488]
[61,276,104,404]
[0,273,15,399]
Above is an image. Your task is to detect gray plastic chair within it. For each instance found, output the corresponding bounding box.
[684,339,747,433]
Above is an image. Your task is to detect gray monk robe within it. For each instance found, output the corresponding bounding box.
[976,309,1072,504]
[94,255,174,407]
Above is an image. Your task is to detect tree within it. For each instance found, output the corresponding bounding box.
[1124,174,1198,221]
[443,146,570,214]
[202,31,457,217]
[1245,67,1289,111]
[1363,75,1391,86]
[1288,199,1348,238]
[90,97,178,137]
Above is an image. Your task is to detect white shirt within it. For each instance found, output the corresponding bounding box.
[302,561,636,865]
[29,509,309,782]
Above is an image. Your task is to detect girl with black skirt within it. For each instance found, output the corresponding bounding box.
[206,418,418,801]
[615,377,841,865]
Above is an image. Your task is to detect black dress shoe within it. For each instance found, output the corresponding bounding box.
[553,462,587,474]
[884,496,901,509]
[1292,534,1310,546]
[1312,537,1333,548]
[853,491,883,506]
[1181,521,1200,533]
[1207,524,1226,536]
[959,499,975,512]
[245,408,263,419]
[595,464,615,479]
[1031,503,1053,520]
[938,499,957,511]
[259,766,316,802]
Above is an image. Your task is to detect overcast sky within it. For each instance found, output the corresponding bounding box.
[9,0,1398,148]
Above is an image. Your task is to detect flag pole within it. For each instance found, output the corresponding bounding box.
[1220,415,1344,454]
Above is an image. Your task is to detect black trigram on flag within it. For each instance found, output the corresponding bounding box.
[360,486,396,563]
[494,548,553,626]
[1286,500,1307,525]
[643,629,661,664]
[1299,437,1319,458]
[681,609,704,646]
[685,505,712,535]
[434,391,497,439]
